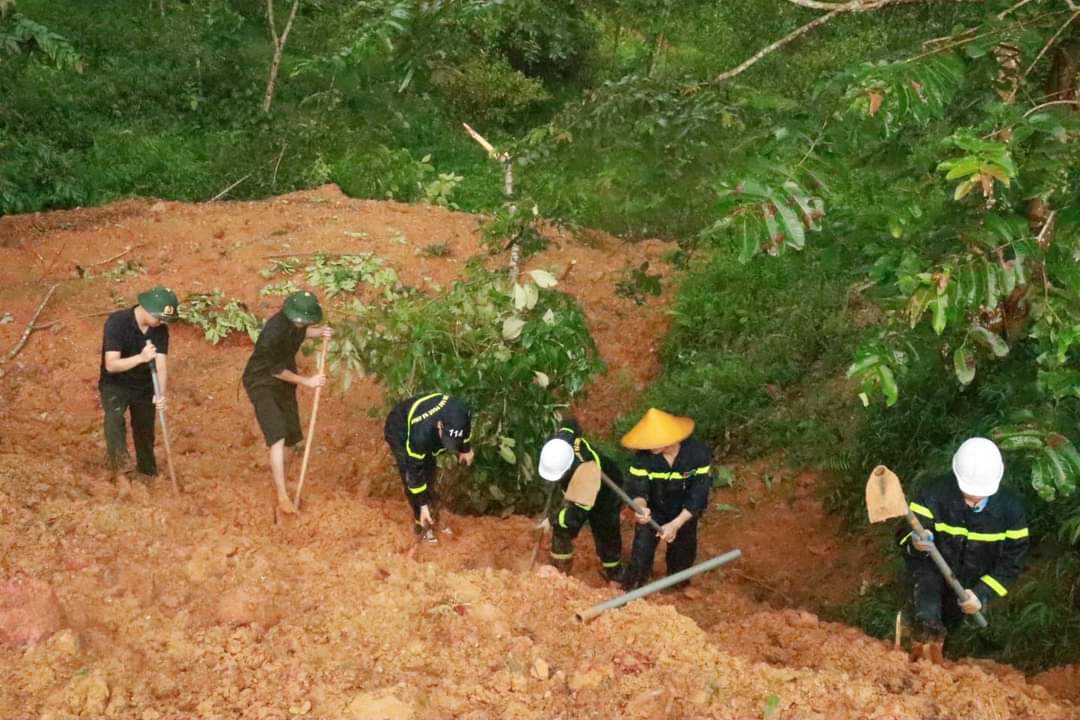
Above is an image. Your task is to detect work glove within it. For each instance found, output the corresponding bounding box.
[912,531,934,553]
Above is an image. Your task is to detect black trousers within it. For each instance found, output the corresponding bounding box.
[550,490,623,571]
[910,562,967,639]
[100,384,157,476]
[387,442,437,534]
[625,513,698,590]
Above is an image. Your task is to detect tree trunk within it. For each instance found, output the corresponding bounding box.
[262,0,300,114]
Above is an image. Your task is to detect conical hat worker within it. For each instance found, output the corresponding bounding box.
[621,408,712,591]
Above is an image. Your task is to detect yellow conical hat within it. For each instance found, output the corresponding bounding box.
[621,408,694,450]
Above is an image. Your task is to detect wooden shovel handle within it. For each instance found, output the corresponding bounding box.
[293,335,329,509]
[907,512,988,628]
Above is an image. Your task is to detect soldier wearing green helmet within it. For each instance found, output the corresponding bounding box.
[98,286,179,488]
[242,290,333,518]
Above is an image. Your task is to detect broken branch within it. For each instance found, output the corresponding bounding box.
[1,284,59,365]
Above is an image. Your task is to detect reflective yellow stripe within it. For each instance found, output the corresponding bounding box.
[631,465,709,480]
[629,466,648,477]
[932,522,1013,542]
[899,531,912,546]
[558,508,568,528]
[1006,528,1029,539]
[408,483,428,495]
[981,575,1008,597]
[693,465,711,475]
[574,503,592,511]
[910,502,934,520]
[601,560,620,568]
[550,551,573,560]
[405,393,444,460]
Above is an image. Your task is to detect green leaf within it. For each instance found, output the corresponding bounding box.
[533,370,550,388]
[542,309,556,325]
[502,317,525,341]
[931,293,948,335]
[846,354,881,378]
[1032,456,1056,501]
[970,326,1009,358]
[953,346,975,386]
[878,365,899,407]
[498,445,517,464]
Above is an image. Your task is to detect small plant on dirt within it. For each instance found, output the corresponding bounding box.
[422,172,464,209]
[615,261,662,305]
[421,242,452,258]
[258,257,301,279]
[77,260,145,281]
[326,264,604,513]
[178,290,261,345]
[259,280,300,296]
[305,253,401,299]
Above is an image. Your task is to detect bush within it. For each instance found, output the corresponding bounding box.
[327,264,604,513]
[430,55,548,125]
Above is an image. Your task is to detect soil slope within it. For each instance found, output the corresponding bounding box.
[0,188,1074,719]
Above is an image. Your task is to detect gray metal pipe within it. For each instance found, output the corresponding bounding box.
[575,548,742,622]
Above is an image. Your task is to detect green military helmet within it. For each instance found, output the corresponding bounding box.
[283,290,322,325]
[137,286,180,323]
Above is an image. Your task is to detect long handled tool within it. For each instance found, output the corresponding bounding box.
[293,335,330,510]
[149,363,180,494]
[599,471,664,534]
[527,484,558,571]
[866,465,987,628]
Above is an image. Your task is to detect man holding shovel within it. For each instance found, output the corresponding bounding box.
[99,286,178,488]
[242,291,332,518]
[898,438,1029,661]
[621,408,712,591]
[383,393,474,544]
[537,420,625,582]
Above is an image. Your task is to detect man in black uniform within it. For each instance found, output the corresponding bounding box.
[99,286,179,487]
[242,291,332,517]
[383,393,474,543]
[621,408,712,591]
[537,420,625,582]
[900,437,1029,662]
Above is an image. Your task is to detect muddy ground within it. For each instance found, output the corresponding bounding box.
[0,187,1075,718]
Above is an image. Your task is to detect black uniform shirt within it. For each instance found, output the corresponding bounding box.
[550,423,624,492]
[242,312,305,391]
[626,438,712,520]
[98,307,169,394]
[385,393,472,505]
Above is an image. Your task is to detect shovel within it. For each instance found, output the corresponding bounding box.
[293,334,330,510]
[866,465,987,628]
[149,363,180,495]
[526,483,557,571]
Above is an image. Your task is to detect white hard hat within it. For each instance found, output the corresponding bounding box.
[538,439,574,482]
[952,437,1004,497]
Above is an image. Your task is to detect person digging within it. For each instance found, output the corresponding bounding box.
[98,286,179,490]
[537,419,625,583]
[242,291,333,519]
[383,393,474,544]
[621,408,713,592]
[899,437,1029,663]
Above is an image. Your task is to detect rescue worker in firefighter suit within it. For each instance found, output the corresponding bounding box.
[99,286,179,488]
[537,420,625,582]
[621,408,712,590]
[242,291,333,518]
[384,393,474,544]
[900,437,1029,652]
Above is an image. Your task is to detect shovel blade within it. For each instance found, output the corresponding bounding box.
[564,461,602,507]
[866,465,910,524]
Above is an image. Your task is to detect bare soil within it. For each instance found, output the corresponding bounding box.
[0,187,1074,719]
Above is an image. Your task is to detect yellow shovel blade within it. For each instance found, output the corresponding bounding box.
[564,461,602,507]
[866,465,910,524]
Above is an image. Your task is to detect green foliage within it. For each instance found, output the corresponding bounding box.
[327,265,604,512]
[304,253,401,299]
[421,242,452,258]
[0,12,82,71]
[178,290,261,345]
[480,199,548,258]
[431,55,548,124]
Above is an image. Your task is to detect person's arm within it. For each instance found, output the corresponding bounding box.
[272,368,324,388]
[662,450,711,541]
[305,325,333,339]
[973,501,1030,606]
[626,457,652,524]
[899,485,938,555]
[104,342,156,373]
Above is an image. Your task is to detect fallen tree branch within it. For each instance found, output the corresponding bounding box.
[1024,98,1080,116]
[712,0,988,84]
[1,284,58,365]
[84,243,145,270]
[210,174,251,202]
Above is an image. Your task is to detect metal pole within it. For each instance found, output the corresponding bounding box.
[576,549,742,622]
[600,472,663,534]
[907,512,988,628]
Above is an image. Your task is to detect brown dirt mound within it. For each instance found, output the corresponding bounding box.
[0,190,1075,718]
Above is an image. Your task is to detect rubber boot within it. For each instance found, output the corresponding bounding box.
[601,564,625,585]
[550,556,573,575]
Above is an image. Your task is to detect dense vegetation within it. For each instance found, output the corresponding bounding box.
[4,0,1079,669]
